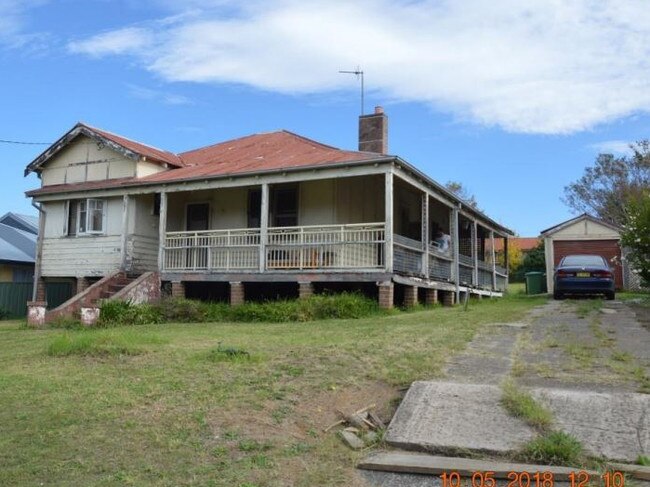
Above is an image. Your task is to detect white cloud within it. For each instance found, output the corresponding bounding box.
[68,27,153,57]
[590,140,634,156]
[126,83,192,105]
[0,0,50,49]
[67,0,650,134]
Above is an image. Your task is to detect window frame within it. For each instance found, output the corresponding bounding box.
[65,198,107,236]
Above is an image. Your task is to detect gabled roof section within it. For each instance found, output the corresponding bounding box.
[24,122,183,176]
[540,213,621,236]
[0,212,38,234]
[0,223,36,263]
[141,130,386,183]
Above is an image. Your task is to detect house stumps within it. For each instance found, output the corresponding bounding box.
[425,288,438,306]
[35,278,46,302]
[77,277,89,295]
[298,281,313,300]
[403,285,418,308]
[171,281,185,299]
[230,282,245,306]
[378,281,394,310]
[27,301,47,327]
[441,290,455,307]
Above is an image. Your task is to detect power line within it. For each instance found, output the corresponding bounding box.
[0,138,52,146]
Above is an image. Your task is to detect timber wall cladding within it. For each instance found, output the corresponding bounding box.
[553,239,623,289]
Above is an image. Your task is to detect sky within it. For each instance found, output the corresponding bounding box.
[1,0,649,236]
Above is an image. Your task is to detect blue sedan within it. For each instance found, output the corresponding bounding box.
[553,254,615,300]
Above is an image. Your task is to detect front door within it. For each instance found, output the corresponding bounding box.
[186,203,210,269]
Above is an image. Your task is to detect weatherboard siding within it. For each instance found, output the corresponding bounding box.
[41,236,122,277]
[127,234,159,272]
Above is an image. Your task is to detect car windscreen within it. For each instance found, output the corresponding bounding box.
[560,255,606,266]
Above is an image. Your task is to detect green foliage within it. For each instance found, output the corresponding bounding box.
[637,455,650,466]
[522,242,545,272]
[0,307,10,320]
[97,293,380,326]
[48,316,84,330]
[563,140,650,226]
[98,300,163,327]
[501,380,553,431]
[519,431,584,466]
[621,191,650,286]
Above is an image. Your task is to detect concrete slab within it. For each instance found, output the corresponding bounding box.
[385,382,536,455]
[531,388,650,462]
[386,381,649,462]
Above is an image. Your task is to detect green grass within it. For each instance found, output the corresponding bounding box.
[637,455,650,466]
[501,379,553,431]
[518,431,584,466]
[573,299,603,318]
[0,294,545,486]
[47,330,167,356]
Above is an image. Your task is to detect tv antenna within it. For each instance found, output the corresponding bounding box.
[339,67,364,115]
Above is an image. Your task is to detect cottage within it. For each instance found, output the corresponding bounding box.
[25,108,512,322]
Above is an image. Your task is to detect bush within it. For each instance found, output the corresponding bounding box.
[95,293,380,326]
[99,300,163,327]
[0,307,10,320]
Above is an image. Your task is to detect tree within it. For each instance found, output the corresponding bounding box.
[563,140,650,226]
[621,192,650,286]
[507,240,523,275]
[522,241,545,273]
[445,181,479,209]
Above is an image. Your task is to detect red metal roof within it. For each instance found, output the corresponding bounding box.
[494,237,540,251]
[141,130,383,183]
[83,124,184,168]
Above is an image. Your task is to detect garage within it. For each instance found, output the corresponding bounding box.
[540,213,623,292]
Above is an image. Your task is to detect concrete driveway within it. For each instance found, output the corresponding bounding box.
[363,298,650,486]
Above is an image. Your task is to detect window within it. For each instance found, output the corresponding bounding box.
[248,189,261,228]
[153,193,161,216]
[272,186,298,227]
[67,198,106,235]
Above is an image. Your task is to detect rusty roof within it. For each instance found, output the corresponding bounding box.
[85,124,184,167]
[494,237,540,251]
[137,130,384,183]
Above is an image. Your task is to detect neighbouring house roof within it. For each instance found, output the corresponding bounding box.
[24,122,184,176]
[539,213,621,237]
[494,237,540,252]
[0,223,36,264]
[0,212,38,234]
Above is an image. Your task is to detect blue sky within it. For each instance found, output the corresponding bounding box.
[1,0,649,236]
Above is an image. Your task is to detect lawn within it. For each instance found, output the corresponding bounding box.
[0,294,545,487]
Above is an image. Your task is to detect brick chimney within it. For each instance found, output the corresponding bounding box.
[359,106,388,154]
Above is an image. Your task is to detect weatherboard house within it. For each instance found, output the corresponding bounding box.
[25,107,511,324]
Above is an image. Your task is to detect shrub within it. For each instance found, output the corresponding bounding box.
[96,292,380,326]
[156,298,208,323]
[99,300,163,327]
[519,431,583,466]
[0,307,10,320]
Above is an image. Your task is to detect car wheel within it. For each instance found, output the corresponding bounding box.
[605,291,615,300]
[553,291,564,300]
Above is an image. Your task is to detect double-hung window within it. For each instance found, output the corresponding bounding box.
[67,198,106,236]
